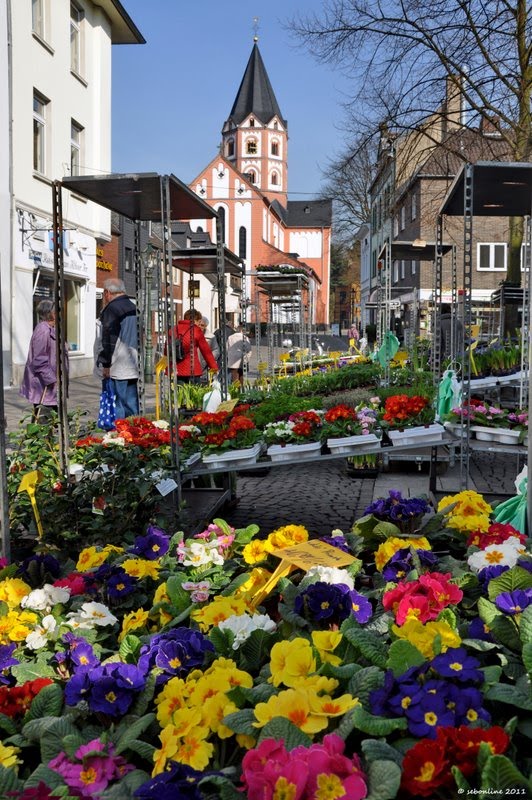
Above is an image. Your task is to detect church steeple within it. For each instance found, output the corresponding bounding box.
[222,43,288,206]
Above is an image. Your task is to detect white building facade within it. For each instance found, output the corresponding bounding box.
[6,0,143,385]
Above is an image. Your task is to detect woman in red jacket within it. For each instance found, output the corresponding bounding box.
[168,309,218,382]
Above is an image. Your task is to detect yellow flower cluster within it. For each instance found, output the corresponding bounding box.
[191,595,250,631]
[438,490,492,534]
[392,618,461,658]
[374,536,431,570]
[75,545,123,572]
[0,742,20,770]
[153,657,253,773]
[122,558,160,580]
[0,578,37,644]
[254,638,359,735]
[311,631,343,666]
[242,524,309,565]
[118,608,149,643]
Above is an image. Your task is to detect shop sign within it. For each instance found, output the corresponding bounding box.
[39,248,89,277]
[96,247,113,272]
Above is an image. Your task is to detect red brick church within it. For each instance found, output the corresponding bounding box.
[189,40,332,327]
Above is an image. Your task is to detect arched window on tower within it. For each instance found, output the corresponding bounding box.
[246,139,257,155]
[247,170,256,184]
[249,118,255,127]
[271,171,279,186]
[238,226,247,260]
[226,139,235,157]
[273,121,278,129]
[271,141,279,156]
[217,207,226,243]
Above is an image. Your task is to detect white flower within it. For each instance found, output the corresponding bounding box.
[182,541,224,567]
[21,584,71,612]
[152,420,170,429]
[218,612,276,649]
[468,542,522,573]
[305,565,355,590]
[66,601,118,629]
[25,614,58,650]
[102,433,126,446]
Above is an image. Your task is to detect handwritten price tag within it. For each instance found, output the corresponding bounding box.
[269,539,355,570]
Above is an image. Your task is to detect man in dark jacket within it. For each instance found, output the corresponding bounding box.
[98,279,139,419]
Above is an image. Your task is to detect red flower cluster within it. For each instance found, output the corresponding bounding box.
[382,571,463,625]
[401,725,509,796]
[0,678,53,718]
[76,418,171,449]
[190,411,230,427]
[467,521,526,549]
[191,411,259,451]
[382,394,429,425]
[324,404,358,423]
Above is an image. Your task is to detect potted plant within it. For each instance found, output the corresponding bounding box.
[379,394,442,445]
[189,410,263,469]
[322,401,381,455]
[264,410,323,462]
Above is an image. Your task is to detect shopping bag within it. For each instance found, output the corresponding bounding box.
[97,378,116,430]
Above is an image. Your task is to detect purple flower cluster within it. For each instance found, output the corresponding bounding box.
[295,581,372,627]
[55,633,100,676]
[364,490,430,532]
[320,534,351,553]
[370,648,487,738]
[382,547,438,582]
[495,589,532,615]
[65,661,146,718]
[0,643,19,686]
[17,553,61,585]
[128,525,170,560]
[134,762,204,800]
[138,627,214,684]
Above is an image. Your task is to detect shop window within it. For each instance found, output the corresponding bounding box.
[33,92,48,175]
[33,274,82,352]
[477,242,506,271]
[246,139,257,154]
[70,120,83,176]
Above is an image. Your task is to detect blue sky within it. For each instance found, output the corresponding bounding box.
[111,0,352,198]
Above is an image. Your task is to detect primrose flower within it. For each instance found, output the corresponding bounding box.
[25,614,59,650]
[66,601,118,630]
[182,580,211,603]
[128,526,170,560]
[0,609,38,643]
[468,542,522,573]
[253,687,330,734]
[49,738,134,797]
[191,595,250,631]
[20,584,71,612]
[311,630,343,666]
[138,627,214,683]
[391,618,461,658]
[180,541,224,568]
[134,761,204,800]
[242,538,269,565]
[431,647,483,682]
[218,612,276,649]
[0,741,20,770]
[0,577,32,609]
[0,643,19,685]
[495,589,532,615]
[269,638,316,687]
[65,662,146,718]
[374,536,431,570]
[121,558,161,580]
[75,547,111,572]
[305,564,355,589]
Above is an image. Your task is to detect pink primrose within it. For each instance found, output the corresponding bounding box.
[54,761,109,797]
[53,573,87,595]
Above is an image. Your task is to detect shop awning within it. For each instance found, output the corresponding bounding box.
[378,240,453,261]
[440,162,532,217]
[173,246,243,277]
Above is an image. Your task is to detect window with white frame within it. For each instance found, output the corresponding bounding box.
[400,206,406,230]
[400,260,405,279]
[70,2,84,75]
[393,215,399,238]
[521,242,531,271]
[70,120,83,176]
[33,92,48,175]
[393,260,399,283]
[411,193,417,220]
[32,0,45,38]
[411,259,416,275]
[477,242,506,271]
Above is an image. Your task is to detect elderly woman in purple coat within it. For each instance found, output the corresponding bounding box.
[20,299,68,420]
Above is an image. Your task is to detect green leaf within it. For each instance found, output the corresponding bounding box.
[257,717,312,750]
[125,739,157,761]
[119,634,141,662]
[519,605,532,645]
[361,739,403,766]
[341,625,388,669]
[485,683,532,711]
[114,713,155,755]
[348,666,384,706]
[239,683,278,704]
[23,763,66,789]
[11,657,56,682]
[0,713,17,736]
[451,766,470,791]
[488,566,532,601]
[38,718,80,763]
[101,769,151,798]
[373,521,402,538]
[0,765,23,796]
[24,682,63,722]
[320,662,359,681]
[166,575,192,611]
[130,671,157,717]
[240,629,277,673]
[477,596,501,626]
[387,640,425,676]
[522,642,532,674]
[222,709,256,736]
[488,615,522,651]
[481,665,503,686]
[61,732,86,759]
[480,754,531,791]
[365,760,402,800]
[340,705,407,737]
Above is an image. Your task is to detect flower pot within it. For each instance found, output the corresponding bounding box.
[388,423,444,447]
[470,425,497,442]
[490,428,522,446]
[326,432,380,455]
[182,452,201,470]
[201,442,262,470]
[267,440,322,463]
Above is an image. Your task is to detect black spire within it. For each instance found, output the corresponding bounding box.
[228,44,287,127]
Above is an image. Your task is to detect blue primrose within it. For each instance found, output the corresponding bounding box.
[138,628,214,684]
[294,582,353,625]
[319,535,350,553]
[406,694,455,738]
[106,567,138,599]
[65,662,147,718]
[129,526,170,561]
[134,762,204,800]
[0,643,19,686]
[494,589,532,615]
[430,648,483,683]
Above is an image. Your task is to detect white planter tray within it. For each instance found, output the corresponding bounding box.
[267,440,322,463]
[182,452,202,470]
[201,442,262,470]
[443,422,467,438]
[327,433,380,455]
[470,425,497,442]
[490,429,522,446]
[388,423,444,447]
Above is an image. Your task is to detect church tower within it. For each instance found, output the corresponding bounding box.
[221,40,288,206]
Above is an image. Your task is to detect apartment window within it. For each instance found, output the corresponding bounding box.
[477,242,506,271]
[393,260,399,283]
[271,171,278,186]
[246,139,257,155]
[521,243,531,271]
[393,215,399,238]
[238,226,247,260]
[33,92,47,174]
[400,206,406,230]
[400,260,405,280]
[226,139,234,157]
[271,141,279,156]
[124,247,132,272]
[70,120,83,176]
[411,193,417,220]
[371,251,377,278]
[70,2,83,75]
[411,259,417,275]
[32,0,44,37]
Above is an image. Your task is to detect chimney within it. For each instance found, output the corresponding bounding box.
[480,115,501,137]
[442,75,463,134]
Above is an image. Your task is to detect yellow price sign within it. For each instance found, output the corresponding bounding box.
[269,539,355,570]
[217,398,239,413]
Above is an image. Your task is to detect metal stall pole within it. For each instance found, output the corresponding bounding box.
[519,216,531,411]
[451,244,458,362]
[523,213,532,537]
[0,262,11,561]
[462,164,474,489]
[134,221,145,413]
[52,181,69,476]
[215,214,228,399]
[430,218,445,493]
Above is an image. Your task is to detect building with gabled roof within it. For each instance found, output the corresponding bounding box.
[187,41,332,329]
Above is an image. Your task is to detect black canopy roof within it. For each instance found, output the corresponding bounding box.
[440,162,532,217]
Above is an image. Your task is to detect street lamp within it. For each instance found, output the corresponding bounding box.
[143,244,158,383]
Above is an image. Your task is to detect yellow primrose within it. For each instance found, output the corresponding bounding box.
[75,547,110,572]
[0,577,32,609]
[300,675,339,695]
[438,490,492,521]
[374,537,431,570]
[102,544,124,555]
[171,725,214,770]
[311,631,343,666]
[315,774,346,799]
[253,688,328,735]
[155,678,191,726]
[392,618,461,659]
[235,567,272,598]
[236,733,257,750]
[152,582,173,626]
[191,595,249,631]
[0,610,38,643]
[122,558,160,580]
[162,705,202,737]
[242,539,269,565]
[118,608,149,643]
[269,638,316,688]
[152,723,181,775]
[266,524,309,551]
[202,693,238,737]
[447,512,490,534]
[0,742,20,770]
[309,692,359,717]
